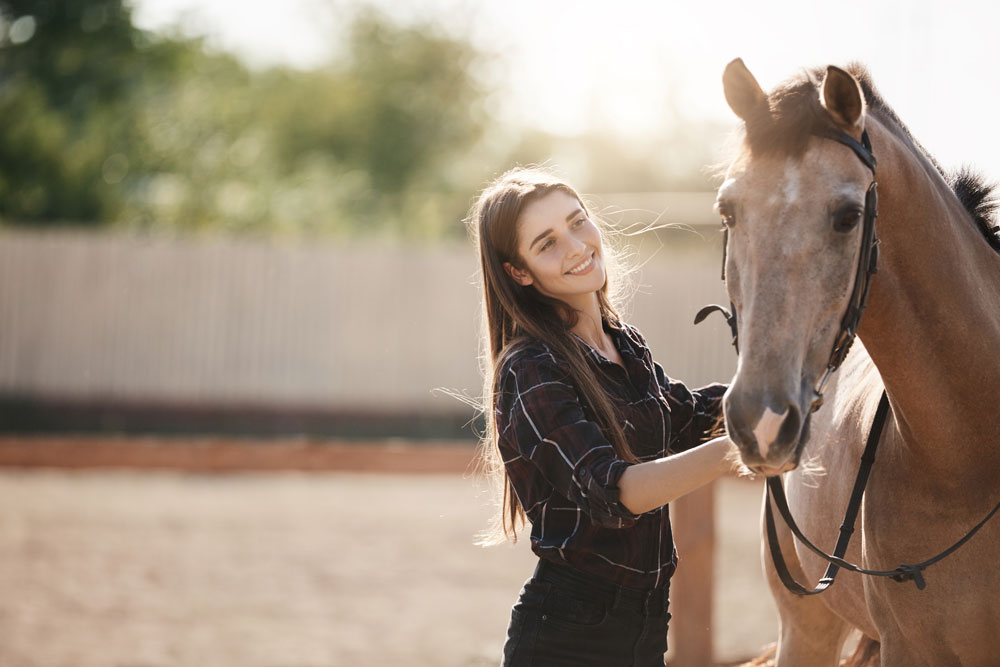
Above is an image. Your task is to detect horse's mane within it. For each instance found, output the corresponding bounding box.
[950,169,1000,253]
[742,64,1000,252]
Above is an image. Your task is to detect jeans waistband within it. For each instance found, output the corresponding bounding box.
[533,558,669,615]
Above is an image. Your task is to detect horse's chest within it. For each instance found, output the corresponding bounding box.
[862,478,1000,663]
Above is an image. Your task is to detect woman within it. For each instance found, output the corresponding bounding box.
[469,167,734,666]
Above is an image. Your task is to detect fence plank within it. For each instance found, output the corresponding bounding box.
[670,480,716,666]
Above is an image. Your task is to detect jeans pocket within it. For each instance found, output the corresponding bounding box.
[502,580,548,666]
[512,580,547,614]
[540,587,608,631]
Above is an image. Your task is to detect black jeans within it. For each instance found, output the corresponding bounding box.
[502,559,671,667]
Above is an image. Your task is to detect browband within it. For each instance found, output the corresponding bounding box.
[819,129,877,173]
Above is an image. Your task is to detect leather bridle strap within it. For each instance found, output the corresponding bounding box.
[821,128,876,172]
[764,391,889,595]
[809,129,879,412]
[766,397,1000,593]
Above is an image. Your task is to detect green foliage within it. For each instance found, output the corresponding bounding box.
[0,1,723,238]
[0,0,136,223]
[0,1,488,236]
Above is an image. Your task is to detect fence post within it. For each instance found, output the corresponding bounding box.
[669,479,715,666]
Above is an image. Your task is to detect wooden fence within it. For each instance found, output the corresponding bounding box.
[0,211,736,434]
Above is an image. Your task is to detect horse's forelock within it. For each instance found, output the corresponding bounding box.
[740,64,895,159]
[741,68,833,158]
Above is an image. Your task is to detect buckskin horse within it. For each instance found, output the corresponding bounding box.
[713,60,1000,666]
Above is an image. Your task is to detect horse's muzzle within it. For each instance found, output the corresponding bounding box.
[724,389,809,472]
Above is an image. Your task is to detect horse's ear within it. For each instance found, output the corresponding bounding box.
[723,58,767,121]
[820,66,865,130]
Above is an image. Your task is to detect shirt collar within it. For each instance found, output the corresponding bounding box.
[570,319,641,366]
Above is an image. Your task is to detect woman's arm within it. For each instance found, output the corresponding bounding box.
[618,435,735,515]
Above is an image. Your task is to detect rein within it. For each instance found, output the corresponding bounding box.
[699,127,1000,595]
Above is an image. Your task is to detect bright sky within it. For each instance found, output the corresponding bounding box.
[132,0,1000,180]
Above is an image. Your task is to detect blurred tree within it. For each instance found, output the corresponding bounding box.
[0,1,718,238]
[0,1,488,236]
[0,0,153,223]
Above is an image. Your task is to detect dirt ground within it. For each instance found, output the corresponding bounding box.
[0,462,778,666]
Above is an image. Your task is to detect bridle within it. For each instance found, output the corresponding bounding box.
[696,129,880,414]
[699,126,1000,595]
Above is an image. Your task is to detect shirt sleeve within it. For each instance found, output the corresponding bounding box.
[654,361,728,454]
[496,345,639,528]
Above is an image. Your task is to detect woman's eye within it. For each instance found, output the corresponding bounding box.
[572,217,586,228]
[833,208,863,232]
[539,239,554,251]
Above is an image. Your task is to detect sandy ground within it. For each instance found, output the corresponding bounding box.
[0,469,777,667]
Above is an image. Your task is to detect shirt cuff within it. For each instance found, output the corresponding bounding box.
[580,458,639,527]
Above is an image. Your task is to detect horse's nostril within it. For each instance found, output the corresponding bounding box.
[723,396,757,451]
[777,403,801,448]
[746,402,802,459]
[725,394,805,463]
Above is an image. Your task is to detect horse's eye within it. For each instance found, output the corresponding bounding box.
[833,208,863,233]
[718,204,736,228]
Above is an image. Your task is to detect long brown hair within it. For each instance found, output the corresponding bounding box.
[467,166,638,545]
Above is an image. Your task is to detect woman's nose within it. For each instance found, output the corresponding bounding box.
[567,235,587,256]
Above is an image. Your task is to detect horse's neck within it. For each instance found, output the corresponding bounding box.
[857,119,1000,479]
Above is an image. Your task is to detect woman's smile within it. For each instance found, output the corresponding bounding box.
[566,253,595,275]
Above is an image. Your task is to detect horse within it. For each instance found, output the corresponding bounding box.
[715,59,1000,666]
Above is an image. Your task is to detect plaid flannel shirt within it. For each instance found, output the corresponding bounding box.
[496,321,726,590]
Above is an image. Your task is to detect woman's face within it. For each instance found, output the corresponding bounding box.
[504,189,606,311]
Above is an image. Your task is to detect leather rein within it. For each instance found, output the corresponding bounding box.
[698,128,1000,595]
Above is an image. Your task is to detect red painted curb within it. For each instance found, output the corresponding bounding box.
[0,437,479,474]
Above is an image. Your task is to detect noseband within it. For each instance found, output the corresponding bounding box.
[696,128,880,413]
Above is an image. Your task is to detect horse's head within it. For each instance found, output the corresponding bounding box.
[718,59,877,476]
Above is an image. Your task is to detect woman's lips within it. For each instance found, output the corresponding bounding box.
[567,253,595,275]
